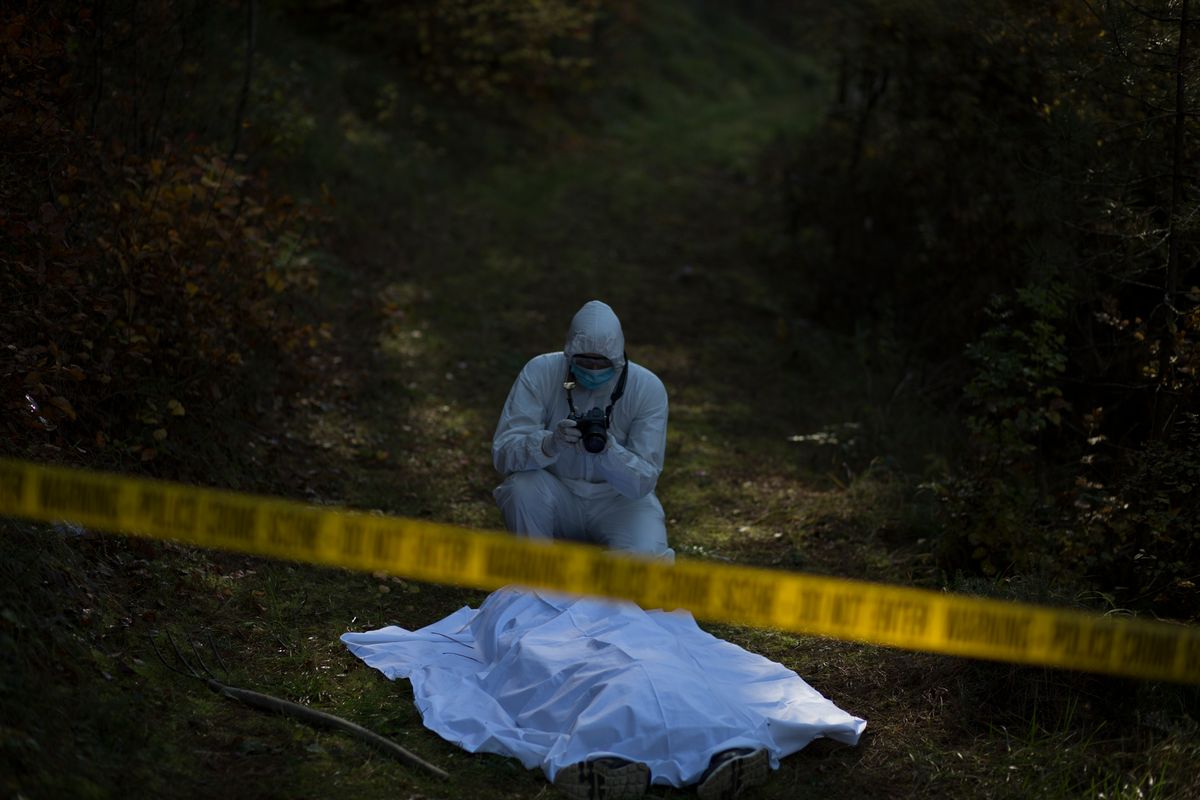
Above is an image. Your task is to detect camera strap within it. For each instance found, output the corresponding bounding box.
[564,352,628,424]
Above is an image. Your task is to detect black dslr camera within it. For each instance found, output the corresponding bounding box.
[569,407,609,453]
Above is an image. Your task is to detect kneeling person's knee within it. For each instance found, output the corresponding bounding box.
[494,470,564,539]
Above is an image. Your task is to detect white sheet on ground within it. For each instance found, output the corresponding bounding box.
[341,587,866,786]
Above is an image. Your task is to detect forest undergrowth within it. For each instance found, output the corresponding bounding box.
[2,1,1199,798]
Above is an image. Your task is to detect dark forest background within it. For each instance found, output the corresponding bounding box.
[3,1,1200,798]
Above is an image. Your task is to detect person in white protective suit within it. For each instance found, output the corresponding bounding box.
[492,300,674,560]
[340,300,867,800]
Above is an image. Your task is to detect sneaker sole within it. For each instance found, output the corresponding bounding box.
[553,760,650,800]
[696,748,770,800]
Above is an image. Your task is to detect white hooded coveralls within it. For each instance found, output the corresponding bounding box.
[492,301,673,559]
[344,305,866,784]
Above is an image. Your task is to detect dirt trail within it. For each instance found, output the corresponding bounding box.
[249,49,962,800]
[267,35,1194,799]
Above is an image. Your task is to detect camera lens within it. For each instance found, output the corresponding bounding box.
[583,433,606,453]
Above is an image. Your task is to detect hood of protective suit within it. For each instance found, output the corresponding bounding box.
[564,300,625,370]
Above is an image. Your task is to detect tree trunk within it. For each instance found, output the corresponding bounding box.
[229,0,257,161]
[1154,0,1189,438]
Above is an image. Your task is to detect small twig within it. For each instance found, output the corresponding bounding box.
[188,637,218,680]
[208,631,230,676]
[149,634,194,680]
[165,630,198,678]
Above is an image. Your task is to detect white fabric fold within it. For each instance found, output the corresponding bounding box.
[341,588,866,786]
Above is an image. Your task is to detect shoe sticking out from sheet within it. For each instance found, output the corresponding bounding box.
[553,757,651,800]
[696,748,770,800]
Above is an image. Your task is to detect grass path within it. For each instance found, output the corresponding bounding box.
[258,8,1190,799]
[207,9,954,798]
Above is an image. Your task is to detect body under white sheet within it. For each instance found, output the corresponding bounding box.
[341,587,866,786]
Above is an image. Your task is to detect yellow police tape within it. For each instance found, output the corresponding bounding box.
[1,458,1198,684]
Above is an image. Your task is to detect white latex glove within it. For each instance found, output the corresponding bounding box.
[542,418,581,457]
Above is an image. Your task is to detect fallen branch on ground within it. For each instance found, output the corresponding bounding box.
[150,630,450,780]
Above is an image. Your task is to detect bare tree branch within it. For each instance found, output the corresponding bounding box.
[229,0,257,161]
[1154,0,1190,436]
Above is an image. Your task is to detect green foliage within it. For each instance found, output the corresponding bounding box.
[394,0,607,102]
[0,523,184,797]
[1082,413,1200,619]
[928,473,1053,579]
[766,0,1057,356]
[964,280,1070,459]
[279,0,618,113]
[251,55,319,157]
[768,0,1200,616]
[1,1,324,467]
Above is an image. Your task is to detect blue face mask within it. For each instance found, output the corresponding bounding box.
[571,364,615,389]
